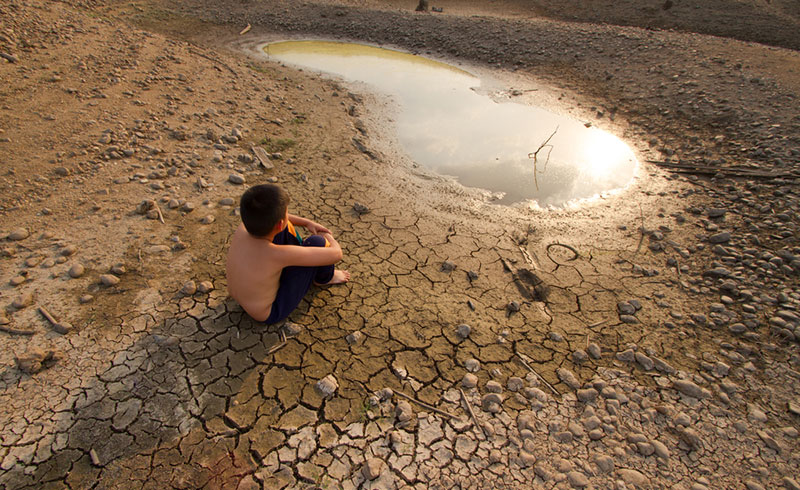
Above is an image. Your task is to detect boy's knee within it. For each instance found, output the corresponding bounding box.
[303,235,327,248]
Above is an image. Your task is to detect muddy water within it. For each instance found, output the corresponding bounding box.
[265,40,638,208]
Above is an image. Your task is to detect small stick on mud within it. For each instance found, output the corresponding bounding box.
[188,46,237,75]
[517,245,536,267]
[239,23,251,35]
[154,203,165,224]
[587,319,607,328]
[38,306,72,334]
[0,324,36,336]
[515,353,560,397]
[634,204,646,255]
[395,391,457,419]
[267,341,286,355]
[459,388,487,439]
[527,126,559,191]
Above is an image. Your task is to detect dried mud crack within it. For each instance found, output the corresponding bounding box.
[1,0,799,489]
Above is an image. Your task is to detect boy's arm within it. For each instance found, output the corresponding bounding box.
[288,214,331,235]
[278,232,343,267]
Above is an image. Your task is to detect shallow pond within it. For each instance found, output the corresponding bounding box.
[264,40,638,207]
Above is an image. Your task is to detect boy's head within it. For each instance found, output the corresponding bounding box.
[240,184,290,237]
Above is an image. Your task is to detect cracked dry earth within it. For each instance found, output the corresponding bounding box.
[2,0,800,489]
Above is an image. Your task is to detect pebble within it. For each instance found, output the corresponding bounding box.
[784,478,800,490]
[462,373,478,389]
[282,322,303,337]
[572,349,588,363]
[99,274,120,286]
[507,376,524,392]
[486,380,503,393]
[9,276,25,286]
[577,388,598,403]
[464,358,480,373]
[180,280,197,295]
[345,330,364,345]
[673,379,711,399]
[68,264,85,278]
[456,323,471,339]
[635,352,655,370]
[79,294,93,304]
[10,293,33,312]
[228,173,246,185]
[15,348,59,374]
[481,393,503,413]
[567,471,589,488]
[7,228,29,241]
[197,281,214,293]
[709,231,732,243]
[219,197,236,206]
[315,375,339,399]
[557,368,580,390]
[618,468,648,487]
[587,343,602,359]
[352,202,370,215]
[361,458,383,480]
[200,215,215,224]
[395,400,413,422]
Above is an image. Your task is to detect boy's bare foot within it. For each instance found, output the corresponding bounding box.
[317,269,350,286]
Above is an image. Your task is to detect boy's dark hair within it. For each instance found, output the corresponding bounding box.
[240,184,290,237]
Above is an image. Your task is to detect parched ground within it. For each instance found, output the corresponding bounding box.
[0,0,799,489]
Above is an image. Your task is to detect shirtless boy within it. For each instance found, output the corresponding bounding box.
[226,184,350,323]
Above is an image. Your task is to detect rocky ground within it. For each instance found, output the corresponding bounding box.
[1,0,799,489]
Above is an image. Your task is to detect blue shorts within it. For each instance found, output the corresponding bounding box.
[264,228,334,324]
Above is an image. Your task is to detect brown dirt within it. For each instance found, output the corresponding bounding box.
[1,0,798,488]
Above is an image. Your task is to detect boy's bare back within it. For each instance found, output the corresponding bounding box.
[226,224,284,322]
[227,220,350,322]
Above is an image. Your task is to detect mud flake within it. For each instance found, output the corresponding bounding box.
[278,405,318,431]
[224,396,261,430]
[395,350,437,383]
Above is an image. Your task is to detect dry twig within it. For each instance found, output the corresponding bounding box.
[395,391,457,419]
[188,46,237,75]
[515,353,560,397]
[459,388,487,439]
[267,342,286,355]
[527,126,559,191]
[0,324,35,335]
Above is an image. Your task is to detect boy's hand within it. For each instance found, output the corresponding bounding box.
[305,221,331,235]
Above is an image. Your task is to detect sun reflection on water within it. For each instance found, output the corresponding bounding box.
[264,40,638,207]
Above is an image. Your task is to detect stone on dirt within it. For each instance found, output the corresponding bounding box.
[7,228,29,241]
[180,280,197,295]
[15,347,59,374]
[68,263,85,278]
[362,458,383,480]
[315,375,339,399]
[99,274,120,286]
